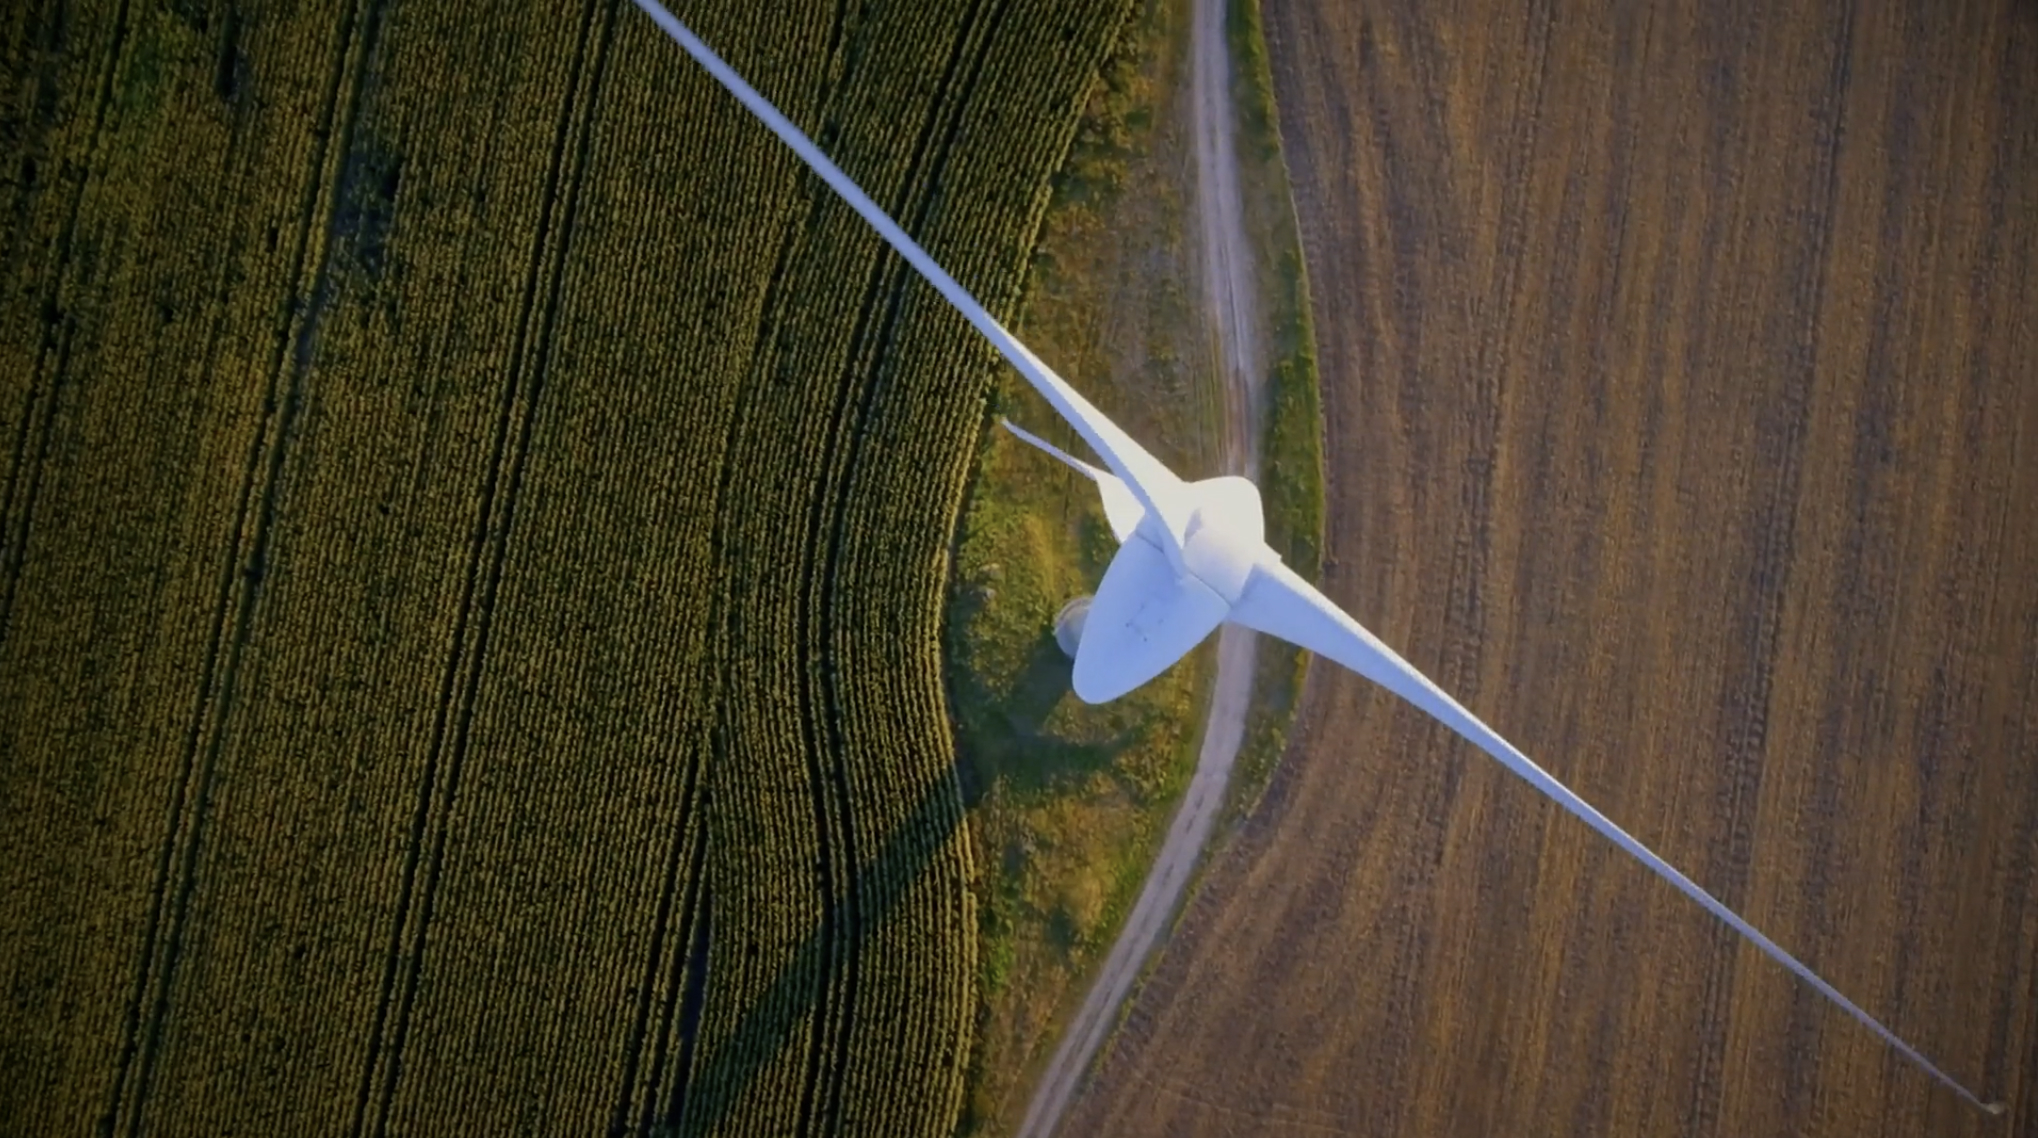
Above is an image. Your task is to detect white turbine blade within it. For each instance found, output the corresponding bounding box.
[1001,418,1102,480]
[1228,558,2003,1114]
[1073,534,1228,703]
[1001,420,1145,544]
[633,0,1195,559]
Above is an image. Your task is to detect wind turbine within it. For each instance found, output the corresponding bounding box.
[631,0,2001,1115]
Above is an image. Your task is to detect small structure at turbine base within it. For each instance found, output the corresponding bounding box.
[1053,596,1092,659]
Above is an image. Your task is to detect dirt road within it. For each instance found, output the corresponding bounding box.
[1014,0,1268,1132]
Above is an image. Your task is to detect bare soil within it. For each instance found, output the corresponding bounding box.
[1065,1,2038,1135]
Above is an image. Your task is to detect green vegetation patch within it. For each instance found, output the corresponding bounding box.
[1222,0,1326,824]
[943,0,1323,1129]
[941,0,1329,1126]
[944,0,1209,1131]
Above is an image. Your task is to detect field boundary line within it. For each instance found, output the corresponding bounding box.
[100,0,390,1130]
[0,0,133,651]
[803,2,1008,1130]
[348,0,623,1131]
[610,714,713,1136]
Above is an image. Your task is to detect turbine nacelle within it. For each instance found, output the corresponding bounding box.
[1071,478,1267,703]
[998,419,1268,601]
[1175,475,1267,604]
[1000,421,1272,701]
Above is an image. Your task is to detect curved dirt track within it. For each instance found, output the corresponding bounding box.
[1065,1,2038,1136]
[1015,0,1266,1132]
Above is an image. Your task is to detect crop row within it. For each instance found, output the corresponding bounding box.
[0,0,1129,1133]
[661,0,1133,1133]
[0,0,748,1131]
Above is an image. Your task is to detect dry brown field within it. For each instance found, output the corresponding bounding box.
[1068,1,2038,1135]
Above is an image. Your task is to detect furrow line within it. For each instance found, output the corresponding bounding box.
[659,818,716,1134]
[350,1,614,1131]
[99,0,382,1130]
[610,717,711,1137]
[806,2,1004,1130]
[132,0,403,1119]
[678,84,834,1129]
[0,0,131,652]
[1679,10,1853,1130]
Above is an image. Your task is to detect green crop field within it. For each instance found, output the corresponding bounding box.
[0,0,1137,1132]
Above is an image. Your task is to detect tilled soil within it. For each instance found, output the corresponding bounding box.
[1065,2,2038,1135]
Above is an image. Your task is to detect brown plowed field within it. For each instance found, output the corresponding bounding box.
[1067,1,2038,1135]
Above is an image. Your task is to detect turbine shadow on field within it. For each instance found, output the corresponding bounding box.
[1003,631,1085,732]
[952,626,1136,808]
[668,764,966,1136]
